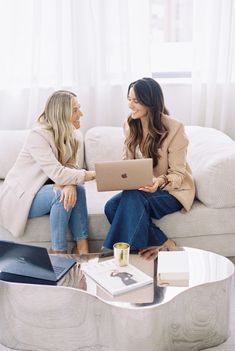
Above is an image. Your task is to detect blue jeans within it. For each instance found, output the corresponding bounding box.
[103,189,182,250]
[28,184,88,251]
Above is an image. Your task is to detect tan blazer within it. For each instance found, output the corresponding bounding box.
[123,115,195,211]
[0,126,85,237]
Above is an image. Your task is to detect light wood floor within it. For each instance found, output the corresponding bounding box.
[0,257,234,351]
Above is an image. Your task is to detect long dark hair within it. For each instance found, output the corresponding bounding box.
[126,77,169,167]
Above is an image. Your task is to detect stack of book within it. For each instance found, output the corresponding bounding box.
[157,250,190,287]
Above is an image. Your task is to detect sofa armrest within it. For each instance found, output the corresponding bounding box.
[185,126,235,208]
[0,130,30,179]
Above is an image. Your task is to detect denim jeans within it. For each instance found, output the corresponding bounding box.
[103,189,182,250]
[28,184,88,251]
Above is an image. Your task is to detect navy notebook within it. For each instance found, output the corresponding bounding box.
[0,240,76,285]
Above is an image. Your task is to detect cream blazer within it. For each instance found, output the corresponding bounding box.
[123,115,195,211]
[0,126,86,237]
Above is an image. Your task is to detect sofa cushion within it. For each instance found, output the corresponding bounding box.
[84,180,235,256]
[1,178,235,255]
[0,129,84,179]
[85,127,124,170]
[186,126,235,208]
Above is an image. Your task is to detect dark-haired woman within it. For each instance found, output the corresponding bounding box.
[103,77,195,260]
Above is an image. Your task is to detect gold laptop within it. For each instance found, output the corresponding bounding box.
[95,158,153,192]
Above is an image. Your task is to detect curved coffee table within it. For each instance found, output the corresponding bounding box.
[0,247,234,351]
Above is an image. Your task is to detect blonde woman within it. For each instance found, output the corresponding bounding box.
[0,90,95,254]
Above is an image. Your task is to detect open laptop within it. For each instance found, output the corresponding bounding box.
[0,241,76,285]
[95,158,153,192]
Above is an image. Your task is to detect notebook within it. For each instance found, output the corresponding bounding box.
[0,240,76,285]
[157,250,189,287]
[95,158,153,191]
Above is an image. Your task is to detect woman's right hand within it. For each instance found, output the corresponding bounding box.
[139,177,160,193]
[84,170,96,181]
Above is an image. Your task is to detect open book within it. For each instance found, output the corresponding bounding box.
[81,259,153,296]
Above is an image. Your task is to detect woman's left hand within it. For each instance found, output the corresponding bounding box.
[59,185,77,211]
[139,239,176,260]
[139,246,165,260]
[139,177,159,193]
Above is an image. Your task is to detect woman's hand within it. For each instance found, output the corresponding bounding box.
[139,240,177,260]
[139,246,166,260]
[59,185,77,211]
[139,177,159,193]
[84,170,96,181]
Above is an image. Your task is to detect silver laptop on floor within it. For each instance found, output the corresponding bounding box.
[95,158,153,191]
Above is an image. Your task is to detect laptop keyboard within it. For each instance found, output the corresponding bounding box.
[52,265,65,276]
[49,255,76,281]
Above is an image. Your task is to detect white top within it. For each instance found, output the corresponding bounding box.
[135,145,143,159]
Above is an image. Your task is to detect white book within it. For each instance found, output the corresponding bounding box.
[81,259,153,296]
[157,251,189,287]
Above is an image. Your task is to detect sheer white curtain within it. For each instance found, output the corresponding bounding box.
[191,0,235,139]
[0,0,151,131]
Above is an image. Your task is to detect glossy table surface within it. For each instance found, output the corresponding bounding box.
[57,247,234,308]
[0,247,234,351]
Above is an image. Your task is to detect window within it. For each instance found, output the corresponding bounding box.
[150,0,193,78]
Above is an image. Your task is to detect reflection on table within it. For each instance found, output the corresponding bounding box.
[56,247,234,309]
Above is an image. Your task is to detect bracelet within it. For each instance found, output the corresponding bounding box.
[160,175,169,188]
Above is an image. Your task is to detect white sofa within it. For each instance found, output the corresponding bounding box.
[1,126,235,256]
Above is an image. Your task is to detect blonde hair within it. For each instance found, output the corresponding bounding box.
[38,90,79,165]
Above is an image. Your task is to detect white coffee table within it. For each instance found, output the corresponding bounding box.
[0,247,234,351]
